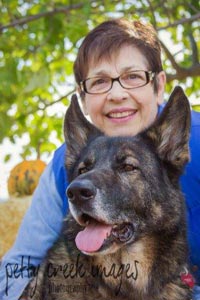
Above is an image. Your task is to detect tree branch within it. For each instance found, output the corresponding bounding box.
[159,39,182,72]
[188,31,199,64]
[16,89,76,120]
[43,89,76,109]
[0,1,94,32]
[157,12,200,31]
[145,0,157,27]
[166,63,200,82]
[161,37,200,82]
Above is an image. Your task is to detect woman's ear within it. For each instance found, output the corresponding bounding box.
[82,100,88,115]
[156,71,166,105]
[76,86,88,115]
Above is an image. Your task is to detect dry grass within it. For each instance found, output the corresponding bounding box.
[0,196,31,258]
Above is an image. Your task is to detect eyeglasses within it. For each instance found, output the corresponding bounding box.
[80,70,156,95]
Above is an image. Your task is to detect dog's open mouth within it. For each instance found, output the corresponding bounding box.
[75,215,134,254]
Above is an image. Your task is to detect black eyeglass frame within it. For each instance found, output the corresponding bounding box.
[80,70,156,95]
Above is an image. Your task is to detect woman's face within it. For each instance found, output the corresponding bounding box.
[82,45,166,136]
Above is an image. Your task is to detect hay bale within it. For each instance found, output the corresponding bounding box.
[0,196,31,258]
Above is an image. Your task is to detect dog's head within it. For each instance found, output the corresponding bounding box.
[64,86,191,256]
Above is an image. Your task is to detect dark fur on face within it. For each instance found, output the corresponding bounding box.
[28,86,192,300]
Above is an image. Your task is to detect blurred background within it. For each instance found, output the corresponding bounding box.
[0,0,200,199]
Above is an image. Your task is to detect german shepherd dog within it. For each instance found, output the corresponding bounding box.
[28,86,192,300]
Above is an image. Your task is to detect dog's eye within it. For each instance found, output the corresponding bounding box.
[78,167,88,175]
[123,164,138,172]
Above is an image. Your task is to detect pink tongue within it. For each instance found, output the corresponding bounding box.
[75,221,112,253]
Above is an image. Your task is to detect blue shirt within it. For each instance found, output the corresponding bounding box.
[0,109,200,300]
[181,110,200,281]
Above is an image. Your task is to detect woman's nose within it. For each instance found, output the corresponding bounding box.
[107,80,128,101]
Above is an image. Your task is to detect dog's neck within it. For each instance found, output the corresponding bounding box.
[90,237,155,298]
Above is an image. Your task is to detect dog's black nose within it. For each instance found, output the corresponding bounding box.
[67,179,96,203]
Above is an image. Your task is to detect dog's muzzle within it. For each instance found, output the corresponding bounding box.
[67,179,96,205]
[67,179,136,254]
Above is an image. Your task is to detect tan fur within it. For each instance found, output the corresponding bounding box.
[122,237,156,292]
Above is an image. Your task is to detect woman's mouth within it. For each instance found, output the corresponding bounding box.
[106,109,137,123]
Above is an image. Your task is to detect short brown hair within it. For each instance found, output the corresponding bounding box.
[74,18,163,94]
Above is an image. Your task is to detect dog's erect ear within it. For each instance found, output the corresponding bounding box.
[64,94,102,168]
[145,86,191,175]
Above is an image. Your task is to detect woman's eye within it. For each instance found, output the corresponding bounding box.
[128,74,137,79]
[123,72,143,81]
[93,78,106,86]
[128,73,141,80]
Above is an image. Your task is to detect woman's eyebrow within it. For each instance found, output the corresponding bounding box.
[88,69,110,77]
[89,65,146,77]
[87,64,147,78]
[120,65,145,72]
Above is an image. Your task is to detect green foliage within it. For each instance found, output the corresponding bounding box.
[192,105,200,112]
[0,0,199,160]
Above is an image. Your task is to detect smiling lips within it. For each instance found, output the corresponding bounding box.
[106,109,137,120]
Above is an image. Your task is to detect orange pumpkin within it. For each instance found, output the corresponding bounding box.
[7,160,46,196]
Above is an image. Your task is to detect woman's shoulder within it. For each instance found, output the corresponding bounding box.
[54,143,67,155]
